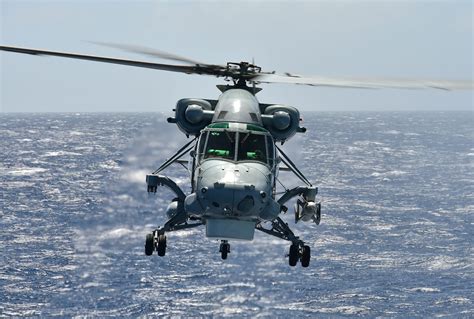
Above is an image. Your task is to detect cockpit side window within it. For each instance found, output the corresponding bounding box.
[203,130,236,160]
[237,132,267,164]
[197,131,208,162]
[266,135,275,167]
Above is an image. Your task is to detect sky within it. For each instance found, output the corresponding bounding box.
[0,0,472,112]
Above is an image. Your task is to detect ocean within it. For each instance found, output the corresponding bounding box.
[1,112,472,317]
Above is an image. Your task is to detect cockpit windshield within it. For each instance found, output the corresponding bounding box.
[200,129,274,166]
[237,132,267,163]
[203,131,236,160]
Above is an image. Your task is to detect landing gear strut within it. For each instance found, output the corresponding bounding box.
[256,217,312,267]
[144,219,202,257]
[219,240,230,260]
[145,172,202,257]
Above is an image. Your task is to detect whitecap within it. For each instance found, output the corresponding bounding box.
[314,306,370,315]
[99,160,121,170]
[383,130,401,135]
[103,228,134,239]
[120,169,149,184]
[353,140,385,146]
[4,167,48,176]
[425,256,460,271]
[371,170,408,178]
[1,181,35,188]
[69,131,85,136]
[408,287,441,293]
[42,151,83,157]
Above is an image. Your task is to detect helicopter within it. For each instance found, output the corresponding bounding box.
[1,43,472,267]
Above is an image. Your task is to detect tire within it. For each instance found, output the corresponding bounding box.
[157,234,167,257]
[221,249,228,260]
[289,244,299,267]
[301,245,311,267]
[220,243,229,260]
[145,233,154,256]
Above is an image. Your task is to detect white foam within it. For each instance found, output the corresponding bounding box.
[42,151,82,157]
[311,306,370,315]
[353,140,385,146]
[4,167,48,176]
[99,160,120,170]
[0,129,19,137]
[74,146,94,152]
[371,170,408,178]
[384,130,401,135]
[69,131,85,136]
[368,224,395,231]
[425,256,460,271]
[408,287,441,293]
[121,169,149,184]
[1,181,35,188]
[103,228,134,239]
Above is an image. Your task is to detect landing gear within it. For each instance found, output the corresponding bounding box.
[157,234,167,256]
[219,240,230,260]
[145,172,203,258]
[301,245,311,268]
[288,243,311,267]
[145,233,154,256]
[289,244,299,266]
[144,231,166,256]
[256,217,312,267]
[144,220,203,257]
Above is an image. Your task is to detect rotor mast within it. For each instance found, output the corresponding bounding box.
[218,61,263,94]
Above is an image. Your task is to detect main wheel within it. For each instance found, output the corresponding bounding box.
[221,249,228,260]
[157,234,167,257]
[145,233,154,256]
[289,244,299,266]
[220,243,230,260]
[301,245,311,267]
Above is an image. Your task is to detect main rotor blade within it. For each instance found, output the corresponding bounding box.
[0,45,222,76]
[90,41,206,65]
[254,73,474,91]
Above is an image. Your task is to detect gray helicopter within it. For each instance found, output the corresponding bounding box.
[1,44,471,267]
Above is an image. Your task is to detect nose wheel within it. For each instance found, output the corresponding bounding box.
[219,240,230,260]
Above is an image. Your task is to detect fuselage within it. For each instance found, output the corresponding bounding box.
[184,89,281,240]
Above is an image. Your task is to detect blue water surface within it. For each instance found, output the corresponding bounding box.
[0,112,472,317]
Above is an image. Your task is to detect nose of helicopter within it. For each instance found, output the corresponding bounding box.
[188,161,272,218]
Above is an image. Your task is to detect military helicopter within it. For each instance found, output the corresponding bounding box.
[1,44,472,267]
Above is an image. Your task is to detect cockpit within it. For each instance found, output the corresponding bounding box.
[197,123,275,167]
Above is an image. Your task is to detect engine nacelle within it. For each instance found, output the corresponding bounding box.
[261,105,303,142]
[170,99,215,136]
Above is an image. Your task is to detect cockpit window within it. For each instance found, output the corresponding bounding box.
[237,132,267,164]
[266,135,275,167]
[200,129,273,166]
[204,131,236,160]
